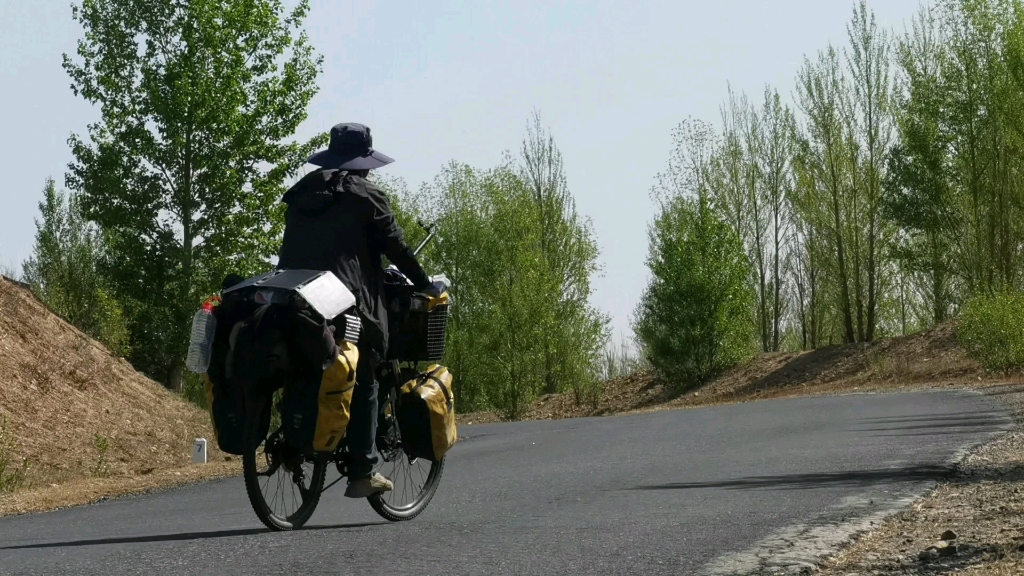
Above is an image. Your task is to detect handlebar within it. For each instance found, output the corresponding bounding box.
[413,219,436,257]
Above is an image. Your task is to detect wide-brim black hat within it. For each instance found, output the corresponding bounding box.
[307,123,394,170]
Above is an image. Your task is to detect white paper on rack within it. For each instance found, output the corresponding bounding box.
[296,272,356,319]
[430,274,451,292]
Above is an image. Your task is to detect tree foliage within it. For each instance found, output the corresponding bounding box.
[519,114,609,403]
[635,120,755,386]
[644,0,1024,363]
[380,118,607,418]
[634,195,754,387]
[958,291,1024,372]
[62,0,322,387]
[56,0,1024,411]
[23,179,131,357]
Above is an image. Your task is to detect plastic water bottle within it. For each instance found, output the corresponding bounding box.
[185,298,219,373]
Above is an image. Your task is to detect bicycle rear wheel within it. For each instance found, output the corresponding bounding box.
[367,392,445,521]
[242,392,327,531]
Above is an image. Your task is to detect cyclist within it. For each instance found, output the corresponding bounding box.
[277,123,441,498]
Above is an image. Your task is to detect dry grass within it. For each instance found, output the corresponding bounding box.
[0,460,241,517]
[458,322,1014,425]
[0,278,232,517]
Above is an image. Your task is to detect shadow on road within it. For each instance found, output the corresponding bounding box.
[628,464,955,492]
[853,410,1006,424]
[628,406,1019,492]
[848,410,1011,437]
[0,522,388,550]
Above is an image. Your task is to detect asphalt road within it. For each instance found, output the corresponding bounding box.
[0,391,1012,576]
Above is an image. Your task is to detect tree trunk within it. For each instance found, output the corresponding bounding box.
[168,364,184,393]
[930,231,946,324]
[865,216,877,342]
[832,192,856,344]
[772,216,782,352]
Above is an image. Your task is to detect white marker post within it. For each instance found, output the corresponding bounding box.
[193,438,208,464]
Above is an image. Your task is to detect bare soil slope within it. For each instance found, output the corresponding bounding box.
[0,278,238,516]
[460,322,1016,424]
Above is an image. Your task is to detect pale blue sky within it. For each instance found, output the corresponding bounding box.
[0,0,925,339]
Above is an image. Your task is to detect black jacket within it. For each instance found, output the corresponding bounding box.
[277,170,431,356]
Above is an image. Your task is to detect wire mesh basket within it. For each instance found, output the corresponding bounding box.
[385,284,450,363]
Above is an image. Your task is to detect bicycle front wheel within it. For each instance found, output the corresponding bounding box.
[367,396,445,521]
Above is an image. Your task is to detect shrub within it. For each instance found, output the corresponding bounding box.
[634,196,755,389]
[0,416,29,493]
[181,372,209,410]
[958,291,1024,372]
[91,434,111,478]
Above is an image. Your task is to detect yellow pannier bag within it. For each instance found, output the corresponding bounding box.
[311,341,359,453]
[398,365,456,462]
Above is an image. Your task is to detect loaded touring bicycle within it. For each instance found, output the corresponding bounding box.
[186,224,456,530]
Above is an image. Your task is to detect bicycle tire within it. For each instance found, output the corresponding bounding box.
[367,457,445,521]
[242,396,327,531]
[366,385,446,521]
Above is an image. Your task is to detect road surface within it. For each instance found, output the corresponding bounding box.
[0,391,1011,575]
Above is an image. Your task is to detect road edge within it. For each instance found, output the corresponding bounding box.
[698,390,1015,576]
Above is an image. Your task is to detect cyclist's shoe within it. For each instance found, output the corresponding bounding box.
[344,473,393,498]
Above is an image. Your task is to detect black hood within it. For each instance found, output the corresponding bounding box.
[281,169,341,215]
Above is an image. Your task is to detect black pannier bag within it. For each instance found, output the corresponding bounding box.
[206,270,360,455]
[203,291,264,455]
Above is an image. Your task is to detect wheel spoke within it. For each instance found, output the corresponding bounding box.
[244,391,327,530]
[367,385,444,520]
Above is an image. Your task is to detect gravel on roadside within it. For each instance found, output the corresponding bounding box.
[814,384,1024,576]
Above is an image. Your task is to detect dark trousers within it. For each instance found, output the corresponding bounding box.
[346,345,379,479]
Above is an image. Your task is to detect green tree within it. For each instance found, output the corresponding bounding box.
[941,0,1020,294]
[414,163,493,411]
[758,87,798,351]
[23,179,131,356]
[412,162,554,418]
[63,0,322,388]
[845,0,894,342]
[714,88,763,349]
[391,117,608,416]
[519,114,608,403]
[712,86,797,353]
[884,6,957,326]
[637,120,754,386]
[476,167,552,418]
[795,45,859,343]
[634,195,754,387]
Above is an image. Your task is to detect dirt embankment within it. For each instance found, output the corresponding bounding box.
[460,321,1010,425]
[0,278,239,517]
